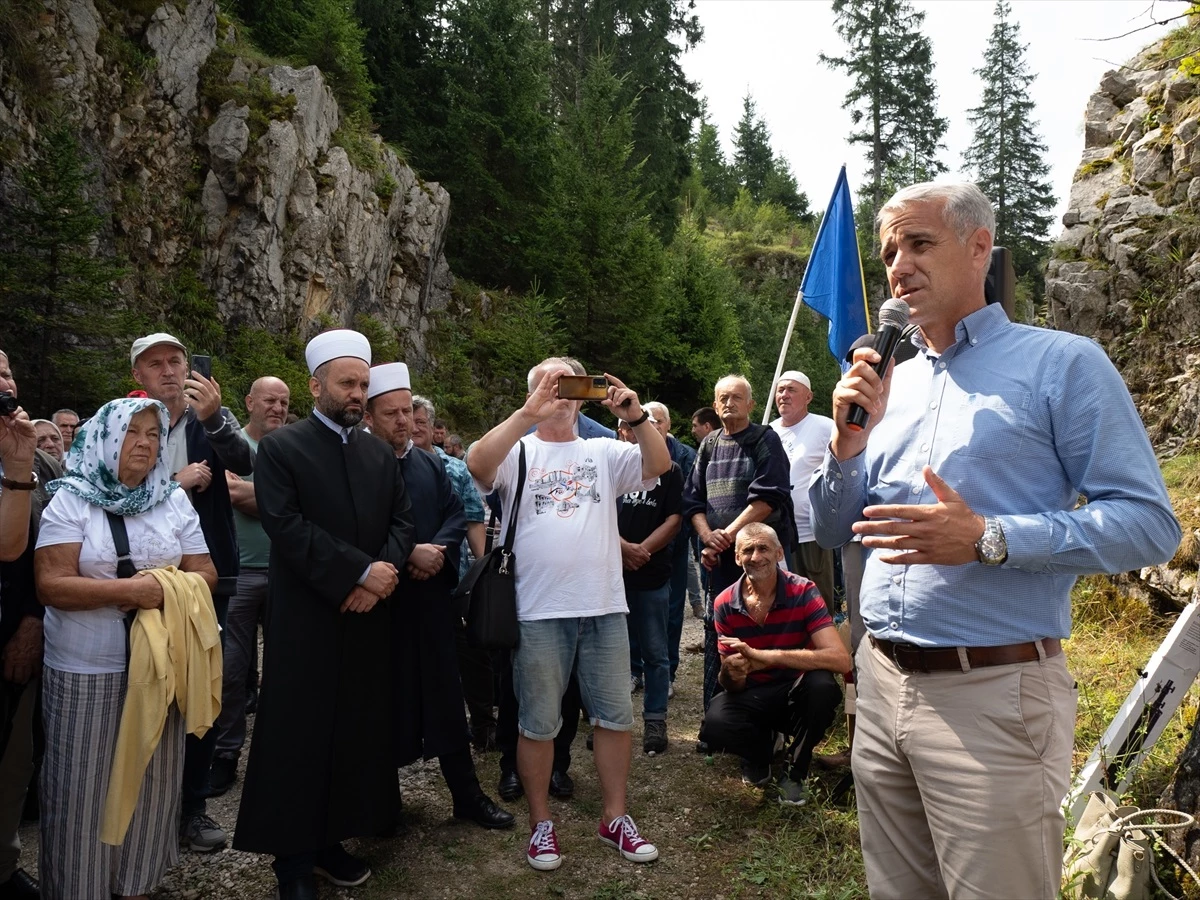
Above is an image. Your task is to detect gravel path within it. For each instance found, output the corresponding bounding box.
[19,615,732,900]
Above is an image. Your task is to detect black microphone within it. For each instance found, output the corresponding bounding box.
[846,297,911,432]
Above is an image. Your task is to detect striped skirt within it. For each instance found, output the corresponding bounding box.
[40,667,185,899]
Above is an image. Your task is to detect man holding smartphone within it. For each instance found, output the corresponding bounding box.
[469,359,670,873]
[129,332,253,852]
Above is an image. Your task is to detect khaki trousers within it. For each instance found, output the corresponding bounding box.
[852,639,1077,899]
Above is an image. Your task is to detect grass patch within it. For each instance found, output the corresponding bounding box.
[198,44,298,143]
[332,117,384,174]
[1069,576,1200,807]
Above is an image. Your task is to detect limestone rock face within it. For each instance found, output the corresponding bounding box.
[0,0,453,369]
[1047,38,1200,452]
[146,0,217,116]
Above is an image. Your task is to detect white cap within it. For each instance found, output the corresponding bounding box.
[367,362,411,400]
[777,370,811,390]
[305,329,371,375]
[130,332,187,366]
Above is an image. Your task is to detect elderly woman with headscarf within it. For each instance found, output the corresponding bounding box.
[33,397,216,900]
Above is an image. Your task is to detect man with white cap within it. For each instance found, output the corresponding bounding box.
[233,330,415,900]
[769,370,836,607]
[363,363,515,831]
[129,331,253,853]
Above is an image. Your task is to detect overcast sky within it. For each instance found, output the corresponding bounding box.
[681,0,1186,234]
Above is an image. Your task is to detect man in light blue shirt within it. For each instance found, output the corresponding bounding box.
[810,182,1180,900]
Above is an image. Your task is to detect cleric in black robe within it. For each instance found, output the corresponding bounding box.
[233,332,416,900]
[364,363,514,829]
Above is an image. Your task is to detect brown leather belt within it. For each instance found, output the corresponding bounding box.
[869,636,1062,673]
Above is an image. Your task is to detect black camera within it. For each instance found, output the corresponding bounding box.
[0,392,17,417]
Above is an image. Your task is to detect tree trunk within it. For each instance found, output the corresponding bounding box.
[1160,712,1200,883]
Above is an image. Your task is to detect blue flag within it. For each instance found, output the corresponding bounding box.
[801,166,870,364]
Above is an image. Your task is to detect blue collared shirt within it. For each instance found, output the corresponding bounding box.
[810,303,1180,647]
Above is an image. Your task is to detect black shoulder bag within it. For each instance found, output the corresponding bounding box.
[105,512,140,659]
[451,442,526,650]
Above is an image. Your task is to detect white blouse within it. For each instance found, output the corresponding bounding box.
[36,490,209,674]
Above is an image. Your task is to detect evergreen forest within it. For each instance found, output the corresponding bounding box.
[0,0,1057,438]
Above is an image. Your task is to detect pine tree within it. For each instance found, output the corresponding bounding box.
[763,157,811,221]
[963,0,1054,282]
[431,0,555,289]
[535,55,666,388]
[821,0,947,225]
[544,0,702,240]
[732,93,774,199]
[0,124,129,412]
[692,111,736,208]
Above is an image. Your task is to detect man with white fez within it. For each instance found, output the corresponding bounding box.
[408,395,495,749]
[233,331,415,900]
[363,364,514,830]
[769,370,836,607]
[470,363,669,872]
[208,376,291,796]
[811,182,1181,899]
[129,331,254,852]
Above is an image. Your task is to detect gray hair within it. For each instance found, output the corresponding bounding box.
[53,408,79,420]
[411,394,436,419]
[878,182,995,244]
[527,356,585,391]
[714,374,753,404]
[643,401,669,428]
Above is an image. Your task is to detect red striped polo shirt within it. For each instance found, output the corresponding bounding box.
[714,568,833,687]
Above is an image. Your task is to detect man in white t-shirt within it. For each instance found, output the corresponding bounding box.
[469,358,670,873]
[769,370,836,608]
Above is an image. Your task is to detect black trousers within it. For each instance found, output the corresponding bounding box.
[182,593,229,817]
[455,630,495,733]
[700,668,841,780]
[497,651,579,776]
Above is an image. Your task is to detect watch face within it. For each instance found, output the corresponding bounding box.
[977,521,1007,564]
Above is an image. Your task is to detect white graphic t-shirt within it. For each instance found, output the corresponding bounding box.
[771,413,834,543]
[490,435,654,620]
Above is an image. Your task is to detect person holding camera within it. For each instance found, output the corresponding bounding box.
[0,351,43,899]
[469,358,670,872]
[129,332,253,853]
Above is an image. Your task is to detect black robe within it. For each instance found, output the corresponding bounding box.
[393,446,469,765]
[233,415,415,857]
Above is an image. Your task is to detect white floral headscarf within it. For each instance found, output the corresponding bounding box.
[47,397,178,515]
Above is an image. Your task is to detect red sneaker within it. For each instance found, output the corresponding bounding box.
[527,819,562,871]
[597,814,659,863]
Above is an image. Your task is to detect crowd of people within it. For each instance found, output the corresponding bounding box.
[0,179,1184,900]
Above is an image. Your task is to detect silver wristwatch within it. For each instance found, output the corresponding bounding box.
[975,516,1008,566]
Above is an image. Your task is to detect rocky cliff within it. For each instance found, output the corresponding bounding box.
[0,0,452,365]
[1046,23,1200,611]
[1047,22,1200,454]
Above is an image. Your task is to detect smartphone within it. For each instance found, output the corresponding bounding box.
[190,354,212,380]
[558,374,609,401]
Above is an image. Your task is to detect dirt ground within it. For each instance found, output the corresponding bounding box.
[19,613,860,899]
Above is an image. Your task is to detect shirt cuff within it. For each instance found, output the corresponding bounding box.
[202,410,230,433]
[357,565,371,586]
[997,514,1053,571]
[820,447,867,499]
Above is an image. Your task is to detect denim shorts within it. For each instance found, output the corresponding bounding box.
[512,613,634,739]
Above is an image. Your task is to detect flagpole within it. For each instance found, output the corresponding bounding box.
[761,285,806,426]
